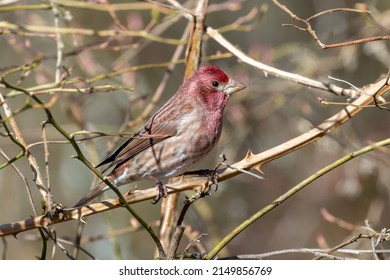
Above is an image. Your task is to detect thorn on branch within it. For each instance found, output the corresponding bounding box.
[220,153,264,180]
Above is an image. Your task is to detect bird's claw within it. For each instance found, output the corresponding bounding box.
[209,171,219,191]
[152,180,167,204]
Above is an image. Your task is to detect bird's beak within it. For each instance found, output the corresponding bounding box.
[224,79,246,97]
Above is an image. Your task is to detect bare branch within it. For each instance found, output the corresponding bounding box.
[272,0,390,49]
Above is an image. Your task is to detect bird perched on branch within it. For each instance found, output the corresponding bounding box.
[74,65,246,207]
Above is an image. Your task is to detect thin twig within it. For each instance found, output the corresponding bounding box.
[272,0,390,49]
[225,247,390,260]
[0,149,38,216]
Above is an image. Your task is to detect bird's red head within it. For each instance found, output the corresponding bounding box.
[183,65,246,110]
[197,65,231,84]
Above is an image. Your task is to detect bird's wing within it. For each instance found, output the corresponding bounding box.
[96,95,196,172]
[96,114,178,172]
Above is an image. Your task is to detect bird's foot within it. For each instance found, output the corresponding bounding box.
[152,180,168,204]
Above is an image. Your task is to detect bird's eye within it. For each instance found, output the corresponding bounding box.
[211,81,220,88]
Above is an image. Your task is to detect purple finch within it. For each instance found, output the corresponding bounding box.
[74,65,246,207]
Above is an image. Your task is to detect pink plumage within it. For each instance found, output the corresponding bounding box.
[74,65,246,207]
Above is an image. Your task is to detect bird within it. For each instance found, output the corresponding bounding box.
[74,65,246,207]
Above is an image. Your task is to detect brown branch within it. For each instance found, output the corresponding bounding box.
[313,234,372,260]
[165,226,185,260]
[306,8,372,21]
[272,0,390,49]
[320,208,361,232]
[0,74,388,238]
[184,0,209,78]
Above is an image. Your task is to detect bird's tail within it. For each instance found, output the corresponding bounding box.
[74,181,109,207]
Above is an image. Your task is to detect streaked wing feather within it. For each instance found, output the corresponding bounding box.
[96,96,194,172]
[114,121,176,164]
[96,117,177,172]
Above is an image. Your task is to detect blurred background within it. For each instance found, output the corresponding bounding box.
[0,0,389,259]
